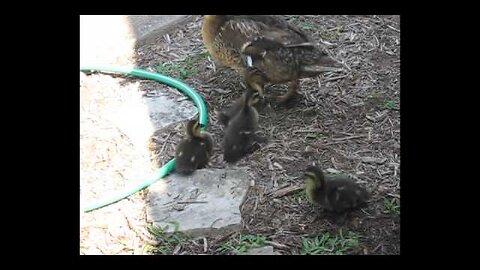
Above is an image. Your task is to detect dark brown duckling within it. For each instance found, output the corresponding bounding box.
[218,94,247,126]
[217,86,263,126]
[223,87,260,163]
[304,165,369,213]
[174,119,213,175]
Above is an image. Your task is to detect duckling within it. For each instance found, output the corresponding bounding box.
[217,82,263,126]
[218,96,244,126]
[202,15,342,103]
[174,119,213,175]
[223,85,260,163]
[304,165,369,213]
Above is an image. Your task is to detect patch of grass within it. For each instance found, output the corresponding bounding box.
[383,198,400,215]
[155,63,176,74]
[195,50,210,59]
[285,15,299,22]
[367,92,399,111]
[284,16,315,31]
[306,133,326,140]
[144,222,189,255]
[300,230,361,255]
[367,90,382,99]
[302,23,315,31]
[294,190,308,203]
[383,100,399,110]
[366,90,387,109]
[216,234,266,254]
[320,30,340,41]
[156,63,198,80]
[156,52,207,80]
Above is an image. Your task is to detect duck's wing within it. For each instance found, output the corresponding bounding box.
[220,15,310,48]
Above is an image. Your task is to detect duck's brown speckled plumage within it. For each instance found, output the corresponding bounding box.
[202,15,342,102]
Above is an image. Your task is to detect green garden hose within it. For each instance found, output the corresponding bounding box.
[80,66,208,212]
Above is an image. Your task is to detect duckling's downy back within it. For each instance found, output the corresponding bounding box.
[223,89,259,163]
[175,120,213,175]
[325,175,370,212]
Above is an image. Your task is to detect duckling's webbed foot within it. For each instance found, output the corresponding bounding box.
[276,79,299,103]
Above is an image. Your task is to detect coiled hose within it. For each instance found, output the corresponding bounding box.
[80,66,208,212]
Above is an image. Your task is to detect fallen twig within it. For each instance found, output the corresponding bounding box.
[386,24,400,32]
[176,201,208,204]
[360,157,387,164]
[386,193,400,199]
[264,240,289,250]
[214,231,237,243]
[159,132,173,156]
[203,237,208,252]
[332,134,367,141]
[293,129,324,134]
[270,185,304,198]
[323,75,347,83]
[321,141,349,146]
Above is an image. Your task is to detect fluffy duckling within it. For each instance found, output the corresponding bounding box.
[202,15,342,103]
[304,165,369,213]
[217,86,263,126]
[223,86,260,163]
[218,93,247,126]
[174,119,213,175]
